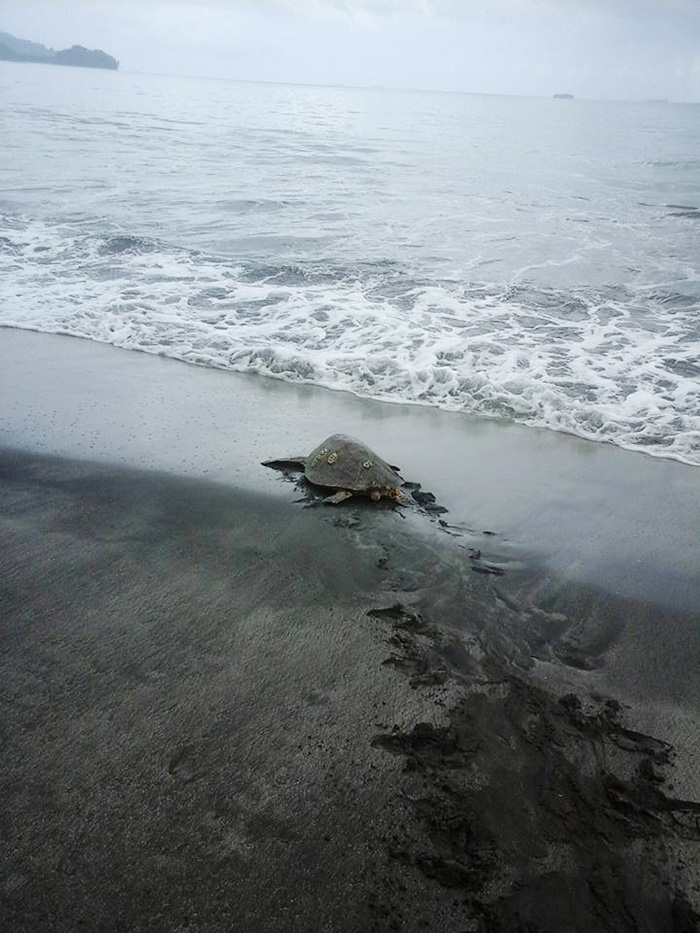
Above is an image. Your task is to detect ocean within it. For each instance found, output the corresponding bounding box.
[1,61,699,465]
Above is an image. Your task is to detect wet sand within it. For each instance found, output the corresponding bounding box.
[1,327,699,612]
[1,330,700,931]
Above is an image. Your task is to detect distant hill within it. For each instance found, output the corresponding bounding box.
[0,31,118,70]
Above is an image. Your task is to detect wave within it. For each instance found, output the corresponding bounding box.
[1,215,699,466]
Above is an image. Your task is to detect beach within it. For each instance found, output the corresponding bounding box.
[2,328,700,931]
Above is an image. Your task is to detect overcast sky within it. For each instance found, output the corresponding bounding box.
[2,0,699,101]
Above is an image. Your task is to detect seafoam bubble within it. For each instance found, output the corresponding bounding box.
[1,215,699,467]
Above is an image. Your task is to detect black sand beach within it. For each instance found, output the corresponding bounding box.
[2,330,700,931]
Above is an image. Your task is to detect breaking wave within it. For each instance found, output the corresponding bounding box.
[1,214,699,466]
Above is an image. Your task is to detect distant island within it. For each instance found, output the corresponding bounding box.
[553,93,574,100]
[0,31,118,70]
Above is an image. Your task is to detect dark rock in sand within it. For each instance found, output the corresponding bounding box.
[409,488,448,513]
[368,602,700,932]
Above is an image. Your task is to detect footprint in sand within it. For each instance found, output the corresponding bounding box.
[168,746,197,782]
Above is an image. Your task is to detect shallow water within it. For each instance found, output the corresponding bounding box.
[1,63,699,463]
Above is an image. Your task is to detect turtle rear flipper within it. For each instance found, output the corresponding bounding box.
[324,489,354,505]
[262,457,307,470]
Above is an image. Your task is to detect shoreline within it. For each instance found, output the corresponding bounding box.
[1,328,698,610]
[2,329,700,929]
[4,323,699,472]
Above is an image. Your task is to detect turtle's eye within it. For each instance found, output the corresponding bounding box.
[362,459,373,469]
[327,451,339,465]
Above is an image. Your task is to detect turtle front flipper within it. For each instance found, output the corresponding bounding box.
[324,489,354,505]
[262,457,308,471]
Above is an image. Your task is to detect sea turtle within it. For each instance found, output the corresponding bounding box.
[262,434,404,504]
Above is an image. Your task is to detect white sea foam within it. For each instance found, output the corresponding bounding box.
[1,215,699,466]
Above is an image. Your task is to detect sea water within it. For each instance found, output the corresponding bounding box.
[1,62,699,464]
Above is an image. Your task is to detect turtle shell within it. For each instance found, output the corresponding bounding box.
[304,434,402,492]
